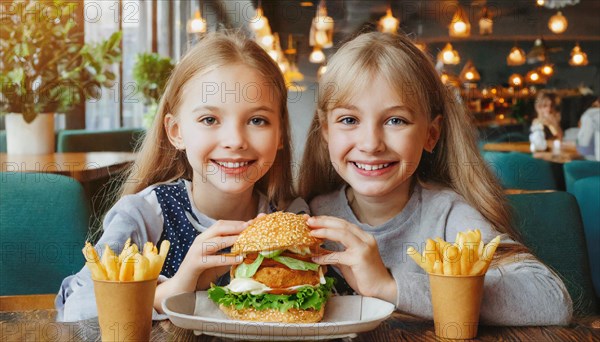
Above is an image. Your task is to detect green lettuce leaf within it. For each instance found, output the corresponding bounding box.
[235,254,264,278]
[272,256,319,271]
[208,277,335,313]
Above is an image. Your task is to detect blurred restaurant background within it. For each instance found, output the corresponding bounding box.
[1,0,599,314]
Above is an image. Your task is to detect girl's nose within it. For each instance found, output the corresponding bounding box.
[357,124,384,153]
[220,124,248,150]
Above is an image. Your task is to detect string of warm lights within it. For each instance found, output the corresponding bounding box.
[184,1,590,82]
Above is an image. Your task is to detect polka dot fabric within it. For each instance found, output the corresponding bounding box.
[155,180,200,278]
[154,179,278,279]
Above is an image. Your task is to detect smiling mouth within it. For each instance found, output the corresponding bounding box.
[211,160,256,169]
[351,162,397,171]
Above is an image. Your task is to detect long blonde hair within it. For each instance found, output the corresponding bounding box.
[299,32,529,261]
[120,32,295,209]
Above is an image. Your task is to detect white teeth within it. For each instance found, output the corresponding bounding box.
[354,162,390,171]
[215,161,250,168]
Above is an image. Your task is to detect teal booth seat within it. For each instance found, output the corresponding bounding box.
[57,128,145,153]
[508,191,598,315]
[484,151,557,190]
[564,160,600,194]
[0,173,90,295]
[572,176,600,299]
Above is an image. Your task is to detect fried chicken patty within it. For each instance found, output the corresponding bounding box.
[253,266,320,289]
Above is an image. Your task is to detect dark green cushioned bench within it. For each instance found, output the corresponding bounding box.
[56,128,145,153]
[508,191,598,315]
[572,176,600,300]
[484,152,557,190]
[564,160,600,194]
[0,173,90,295]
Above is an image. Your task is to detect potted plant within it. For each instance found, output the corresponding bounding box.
[132,52,174,128]
[0,0,122,154]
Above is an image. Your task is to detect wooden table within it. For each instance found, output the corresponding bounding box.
[0,152,136,182]
[482,141,583,164]
[1,309,598,341]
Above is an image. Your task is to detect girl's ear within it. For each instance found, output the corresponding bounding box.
[424,115,443,153]
[164,113,185,150]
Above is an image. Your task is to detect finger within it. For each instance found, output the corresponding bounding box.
[200,255,243,269]
[311,251,349,266]
[196,236,239,255]
[308,216,371,242]
[310,228,364,249]
[202,220,246,239]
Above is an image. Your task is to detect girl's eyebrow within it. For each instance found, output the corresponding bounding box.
[332,105,358,111]
[245,105,276,114]
[333,105,412,115]
[383,105,413,115]
[192,105,219,113]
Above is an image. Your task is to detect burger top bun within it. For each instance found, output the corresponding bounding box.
[231,212,320,255]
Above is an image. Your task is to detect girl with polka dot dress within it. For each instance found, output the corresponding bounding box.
[56,33,308,321]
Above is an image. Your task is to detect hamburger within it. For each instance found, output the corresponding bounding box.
[208,212,335,323]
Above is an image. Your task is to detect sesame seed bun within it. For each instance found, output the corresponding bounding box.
[219,304,325,323]
[231,212,320,255]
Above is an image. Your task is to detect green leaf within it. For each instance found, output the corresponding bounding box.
[207,277,335,313]
[259,249,283,258]
[7,68,25,84]
[272,256,319,271]
[235,254,264,278]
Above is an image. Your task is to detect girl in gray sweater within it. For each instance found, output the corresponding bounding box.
[298,32,572,326]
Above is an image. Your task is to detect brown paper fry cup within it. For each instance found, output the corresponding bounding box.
[93,279,158,342]
[429,273,485,340]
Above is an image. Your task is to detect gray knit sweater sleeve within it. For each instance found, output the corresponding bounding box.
[310,184,572,326]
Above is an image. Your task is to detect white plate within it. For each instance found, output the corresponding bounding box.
[162,291,395,340]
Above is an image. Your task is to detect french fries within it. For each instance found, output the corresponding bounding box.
[406,229,501,276]
[83,239,170,281]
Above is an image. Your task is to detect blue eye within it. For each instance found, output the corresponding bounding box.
[340,117,357,125]
[249,117,268,126]
[386,117,407,126]
[199,117,217,125]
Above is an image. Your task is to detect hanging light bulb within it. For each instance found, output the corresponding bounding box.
[509,74,523,87]
[310,1,334,49]
[439,70,460,87]
[250,6,267,32]
[309,46,326,64]
[569,43,589,66]
[315,30,329,46]
[526,69,545,84]
[507,45,526,66]
[540,63,554,76]
[548,11,568,34]
[437,43,460,65]
[527,38,547,64]
[414,42,427,52]
[260,34,274,49]
[449,6,471,37]
[459,60,481,83]
[313,1,334,31]
[317,65,327,78]
[378,8,400,34]
[536,0,545,6]
[187,9,207,34]
[479,7,493,35]
[283,34,304,85]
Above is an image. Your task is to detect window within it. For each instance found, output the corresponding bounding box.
[84,1,153,130]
